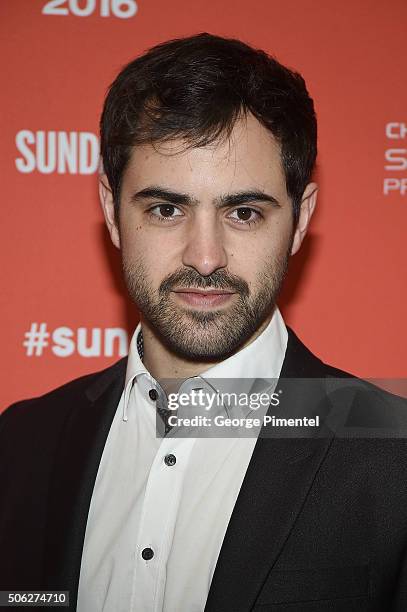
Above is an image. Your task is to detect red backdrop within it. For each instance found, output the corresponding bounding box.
[2,0,406,409]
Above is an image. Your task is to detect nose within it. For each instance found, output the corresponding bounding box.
[181,213,228,276]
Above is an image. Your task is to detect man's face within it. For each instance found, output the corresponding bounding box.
[101,113,315,361]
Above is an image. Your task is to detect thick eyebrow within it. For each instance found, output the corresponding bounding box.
[130,186,280,208]
[130,187,197,206]
[217,190,280,208]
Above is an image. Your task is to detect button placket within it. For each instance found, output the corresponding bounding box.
[131,437,196,612]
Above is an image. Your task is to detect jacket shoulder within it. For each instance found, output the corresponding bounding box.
[286,326,407,428]
[1,357,128,429]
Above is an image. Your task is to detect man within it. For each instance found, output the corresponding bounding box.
[1,32,407,612]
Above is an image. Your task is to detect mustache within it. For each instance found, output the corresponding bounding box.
[159,268,250,298]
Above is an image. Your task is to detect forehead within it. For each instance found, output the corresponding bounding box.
[122,113,287,198]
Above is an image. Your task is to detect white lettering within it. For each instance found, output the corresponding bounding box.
[383,178,407,195]
[385,148,407,171]
[52,326,75,357]
[36,130,57,174]
[15,130,36,173]
[57,131,78,173]
[42,0,137,18]
[386,122,407,139]
[15,130,99,174]
[104,327,128,357]
[79,132,99,174]
[77,327,102,357]
[70,0,96,16]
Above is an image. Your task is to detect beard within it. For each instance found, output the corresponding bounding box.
[122,246,291,362]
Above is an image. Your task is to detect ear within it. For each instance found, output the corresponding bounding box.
[290,182,318,256]
[99,174,120,249]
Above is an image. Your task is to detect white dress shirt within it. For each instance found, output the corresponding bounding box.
[77,307,288,612]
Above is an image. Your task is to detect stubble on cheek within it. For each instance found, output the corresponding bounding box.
[120,242,291,361]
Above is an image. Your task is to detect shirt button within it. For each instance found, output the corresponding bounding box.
[141,547,154,560]
[164,454,176,466]
[149,389,158,401]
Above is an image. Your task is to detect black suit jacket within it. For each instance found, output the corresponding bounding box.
[1,326,407,611]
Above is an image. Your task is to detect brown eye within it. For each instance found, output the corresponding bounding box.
[228,207,262,225]
[159,204,176,217]
[148,204,183,221]
[236,208,253,221]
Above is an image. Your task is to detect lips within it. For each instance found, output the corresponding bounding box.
[173,288,234,295]
[172,288,236,308]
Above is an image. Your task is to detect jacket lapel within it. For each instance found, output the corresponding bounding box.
[204,326,336,612]
[43,358,127,610]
